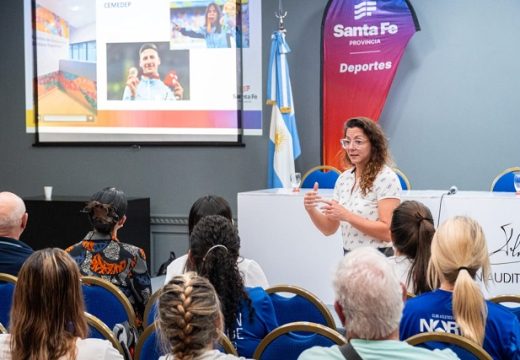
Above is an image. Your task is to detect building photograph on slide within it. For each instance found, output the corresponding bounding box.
[106,42,190,101]
[170,0,250,49]
[34,0,97,122]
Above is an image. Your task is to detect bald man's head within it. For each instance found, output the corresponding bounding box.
[0,192,28,239]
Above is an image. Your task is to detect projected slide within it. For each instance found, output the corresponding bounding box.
[26,0,262,144]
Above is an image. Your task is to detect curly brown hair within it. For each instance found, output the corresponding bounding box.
[188,215,254,338]
[342,117,391,195]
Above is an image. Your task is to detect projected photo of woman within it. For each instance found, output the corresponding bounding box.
[170,0,250,49]
[106,42,190,101]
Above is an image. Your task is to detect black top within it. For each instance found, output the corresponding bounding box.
[0,236,34,276]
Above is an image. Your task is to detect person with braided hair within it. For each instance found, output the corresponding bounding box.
[65,187,151,326]
[186,215,278,358]
[400,216,520,359]
[157,272,249,360]
[388,200,435,295]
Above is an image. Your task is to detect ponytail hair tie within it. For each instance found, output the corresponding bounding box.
[415,212,434,225]
[202,244,228,263]
[457,267,470,273]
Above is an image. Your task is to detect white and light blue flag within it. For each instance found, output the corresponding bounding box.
[267,30,301,188]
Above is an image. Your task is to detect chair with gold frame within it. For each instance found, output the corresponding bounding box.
[134,323,162,360]
[253,321,346,360]
[81,276,136,330]
[266,284,336,329]
[301,165,341,189]
[490,166,520,192]
[405,332,492,360]
[85,312,125,356]
[489,294,520,321]
[143,288,162,327]
[393,167,411,190]
[0,273,17,329]
[0,322,7,334]
[405,292,415,301]
[217,330,238,356]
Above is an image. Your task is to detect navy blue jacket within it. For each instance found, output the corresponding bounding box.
[0,236,34,276]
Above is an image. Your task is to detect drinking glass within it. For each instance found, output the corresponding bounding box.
[514,172,520,194]
[290,172,302,192]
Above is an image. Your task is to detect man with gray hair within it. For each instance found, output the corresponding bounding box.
[0,192,33,275]
[298,247,458,359]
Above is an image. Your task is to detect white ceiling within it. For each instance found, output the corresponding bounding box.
[37,0,95,28]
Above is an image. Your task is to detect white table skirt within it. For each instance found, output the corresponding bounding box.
[238,189,520,304]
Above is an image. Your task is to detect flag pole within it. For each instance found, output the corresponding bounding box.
[267,4,301,188]
[275,0,287,32]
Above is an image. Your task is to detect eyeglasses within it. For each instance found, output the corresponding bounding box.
[340,138,368,149]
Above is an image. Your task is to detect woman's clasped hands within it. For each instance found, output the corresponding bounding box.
[303,182,350,222]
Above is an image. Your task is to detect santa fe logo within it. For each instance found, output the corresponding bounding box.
[354,1,377,20]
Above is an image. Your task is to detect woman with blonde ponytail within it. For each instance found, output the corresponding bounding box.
[400,216,520,359]
[157,272,249,360]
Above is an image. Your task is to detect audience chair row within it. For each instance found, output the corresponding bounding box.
[2,271,518,360]
[143,283,336,330]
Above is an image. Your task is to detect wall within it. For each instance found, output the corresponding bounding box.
[2,0,520,272]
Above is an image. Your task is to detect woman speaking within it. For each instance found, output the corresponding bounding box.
[304,117,401,256]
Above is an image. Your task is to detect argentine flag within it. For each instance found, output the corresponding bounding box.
[267,31,301,188]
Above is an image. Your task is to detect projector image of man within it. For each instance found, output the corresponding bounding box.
[122,43,183,101]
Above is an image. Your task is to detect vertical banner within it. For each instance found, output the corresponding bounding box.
[322,0,419,168]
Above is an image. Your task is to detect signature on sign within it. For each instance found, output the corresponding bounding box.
[490,223,520,265]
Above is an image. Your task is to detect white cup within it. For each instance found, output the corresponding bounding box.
[43,186,53,201]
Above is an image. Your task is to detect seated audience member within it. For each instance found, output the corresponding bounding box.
[165,195,268,288]
[188,215,278,358]
[388,200,435,295]
[298,247,458,360]
[0,192,33,276]
[0,248,123,359]
[400,216,520,359]
[157,272,250,360]
[66,187,151,325]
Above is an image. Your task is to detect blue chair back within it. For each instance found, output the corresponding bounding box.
[135,324,163,360]
[81,276,136,330]
[509,307,520,321]
[0,274,17,329]
[266,285,335,329]
[491,167,520,192]
[88,324,104,339]
[85,312,125,356]
[143,289,161,327]
[0,283,14,329]
[489,295,520,321]
[301,166,341,189]
[145,302,157,327]
[393,167,411,190]
[253,322,345,360]
[405,332,492,360]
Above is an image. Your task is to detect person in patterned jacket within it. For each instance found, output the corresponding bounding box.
[66,187,151,326]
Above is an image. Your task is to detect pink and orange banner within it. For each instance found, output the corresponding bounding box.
[322,0,419,168]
